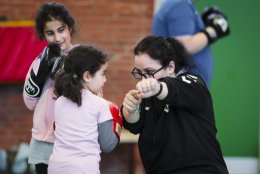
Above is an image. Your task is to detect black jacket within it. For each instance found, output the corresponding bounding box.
[123,73,229,174]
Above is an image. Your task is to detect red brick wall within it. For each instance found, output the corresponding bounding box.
[0,0,153,148]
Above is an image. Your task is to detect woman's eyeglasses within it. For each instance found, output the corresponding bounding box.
[131,66,165,80]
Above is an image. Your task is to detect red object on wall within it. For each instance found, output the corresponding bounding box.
[0,23,47,82]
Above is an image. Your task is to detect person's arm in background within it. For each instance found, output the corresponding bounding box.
[152,1,230,55]
[174,6,230,54]
[151,1,206,54]
[176,34,208,54]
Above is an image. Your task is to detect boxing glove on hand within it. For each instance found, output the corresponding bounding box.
[24,44,63,98]
[108,101,123,140]
[201,6,227,25]
[201,6,230,44]
[24,46,51,98]
[47,44,64,79]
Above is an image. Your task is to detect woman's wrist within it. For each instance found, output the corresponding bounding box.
[130,104,140,114]
[154,82,163,97]
[156,82,168,100]
[121,105,140,123]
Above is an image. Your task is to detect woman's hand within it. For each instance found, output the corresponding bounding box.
[136,78,161,98]
[123,90,142,113]
[122,89,142,123]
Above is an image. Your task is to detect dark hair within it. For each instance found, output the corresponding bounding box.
[54,45,108,106]
[134,35,193,73]
[35,2,76,40]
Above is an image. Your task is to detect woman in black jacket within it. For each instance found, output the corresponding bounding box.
[121,36,229,174]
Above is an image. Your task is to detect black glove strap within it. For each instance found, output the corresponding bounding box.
[202,26,217,44]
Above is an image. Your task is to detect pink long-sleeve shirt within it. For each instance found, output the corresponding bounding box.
[23,58,56,143]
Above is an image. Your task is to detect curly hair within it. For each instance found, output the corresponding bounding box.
[35,2,76,40]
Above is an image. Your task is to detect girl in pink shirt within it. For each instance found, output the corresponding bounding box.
[23,2,77,173]
[48,45,122,174]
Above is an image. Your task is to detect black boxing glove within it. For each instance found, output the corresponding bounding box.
[201,6,231,44]
[48,44,64,79]
[201,6,227,25]
[24,44,63,98]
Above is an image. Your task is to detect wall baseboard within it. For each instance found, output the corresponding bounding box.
[224,157,259,174]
